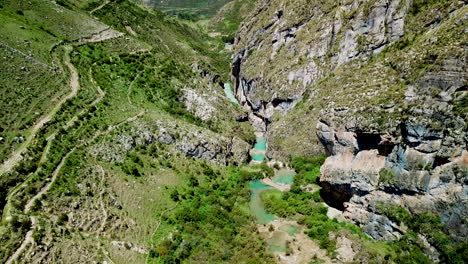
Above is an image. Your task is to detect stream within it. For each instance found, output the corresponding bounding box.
[224,82,309,256]
[249,169,300,253]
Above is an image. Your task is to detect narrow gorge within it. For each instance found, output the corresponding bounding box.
[0,0,466,263]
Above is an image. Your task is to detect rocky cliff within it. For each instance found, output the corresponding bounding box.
[233,0,467,241]
[91,116,250,165]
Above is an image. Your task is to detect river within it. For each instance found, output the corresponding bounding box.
[223,82,309,256]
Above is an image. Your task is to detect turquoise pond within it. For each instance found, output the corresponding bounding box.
[249,169,297,224]
[251,137,267,162]
[254,137,267,151]
[249,171,299,254]
[251,153,265,162]
[223,83,239,104]
[221,83,300,253]
[272,169,296,184]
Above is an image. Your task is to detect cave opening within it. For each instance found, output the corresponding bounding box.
[356,132,381,151]
[271,98,295,108]
[318,181,353,211]
[378,141,395,156]
[432,155,450,169]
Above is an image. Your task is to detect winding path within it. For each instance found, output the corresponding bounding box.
[4,109,146,263]
[5,146,75,264]
[0,27,123,176]
[65,70,106,129]
[0,47,79,176]
[127,71,142,106]
[2,26,141,262]
[5,217,36,264]
[90,0,111,15]
[24,148,76,213]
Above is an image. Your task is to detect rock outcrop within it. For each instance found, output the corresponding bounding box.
[91,118,250,165]
[318,116,467,240]
[316,42,467,240]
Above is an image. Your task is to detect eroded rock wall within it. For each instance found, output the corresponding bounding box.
[233,0,415,150]
[233,0,467,240]
[233,0,466,159]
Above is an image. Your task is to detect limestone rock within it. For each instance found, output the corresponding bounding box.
[90,119,250,165]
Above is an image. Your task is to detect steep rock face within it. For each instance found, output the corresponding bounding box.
[316,39,467,240]
[232,0,411,144]
[233,0,466,160]
[318,116,467,240]
[181,64,238,122]
[233,0,467,240]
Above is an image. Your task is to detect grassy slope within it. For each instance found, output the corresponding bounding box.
[139,0,232,16]
[0,0,261,263]
[0,0,108,162]
[209,0,257,40]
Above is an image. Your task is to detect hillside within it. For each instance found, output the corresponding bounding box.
[1,0,467,263]
[137,0,232,16]
[0,0,262,262]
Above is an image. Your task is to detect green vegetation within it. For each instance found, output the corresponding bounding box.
[141,0,232,17]
[291,155,326,186]
[209,0,257,41]
[1,0,465,263]
[261,156,467,262]
[74,44,207,126]
[150,165,275,263]
[378,167,397,185]
[0,0,254,262]
[262,156,367,256]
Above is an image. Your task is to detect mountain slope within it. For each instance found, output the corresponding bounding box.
[137,0,232,16]
[0,1,265,263]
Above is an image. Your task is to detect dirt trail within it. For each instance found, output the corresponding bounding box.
[24,148,76,213]
[261,178,291,192]
[97,166,108,233]
[1,28,122,176]
[5,216,36,264]
[65,70,106,129]
[5,110,146,263]
[127,71,142,105]
[3,26,146,261]
[0,47,79,176]
[24,109,145,214]
[90,0,111,15]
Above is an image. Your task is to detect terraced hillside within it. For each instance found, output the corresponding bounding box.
[0,0,264,263]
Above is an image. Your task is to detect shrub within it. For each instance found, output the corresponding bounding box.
[379,168,397,185]
[376,203,411,225]
[152,166,274,263]
[57,213,69,225]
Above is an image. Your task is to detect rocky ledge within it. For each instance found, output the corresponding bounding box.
[91,118,250,165]
[317,113,467,241]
